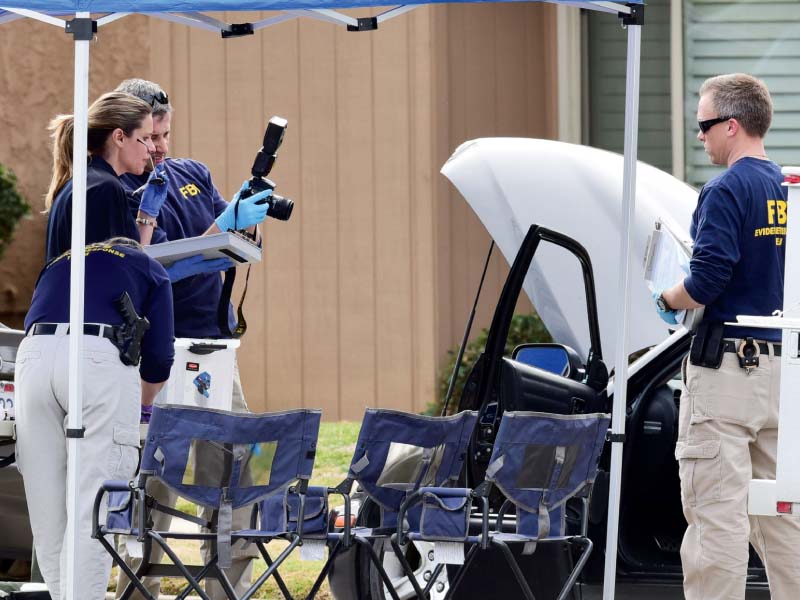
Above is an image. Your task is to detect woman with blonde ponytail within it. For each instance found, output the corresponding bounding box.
[45,91,163,261]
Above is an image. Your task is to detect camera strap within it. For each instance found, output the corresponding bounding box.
[217,265,249,339]
[216,197,256,338]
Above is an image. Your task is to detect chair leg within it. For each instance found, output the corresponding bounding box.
[353,537,402,600]
[173,556,220,600]
[96,534,158,600]
[210,561,240,600]
[490,538,536,600]
[120,535,158,600]
[388,537,429,600]
[239,536,302,600]
[423,563,445,598]
[306,540,342,600]
[442,544,479,600]
[255,540,294,600]
[149,531,213,600]
[556,537,593,600]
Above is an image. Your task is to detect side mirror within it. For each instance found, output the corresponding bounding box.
[512,343,584,380]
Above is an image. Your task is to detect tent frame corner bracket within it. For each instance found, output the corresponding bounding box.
[65,16,96,40]
[620,3,644,26]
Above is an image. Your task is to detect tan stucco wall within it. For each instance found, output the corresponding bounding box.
[0,6,556,417]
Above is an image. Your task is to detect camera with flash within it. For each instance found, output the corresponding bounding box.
[239,116,294,221]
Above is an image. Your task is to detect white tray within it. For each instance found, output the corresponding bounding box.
[726,315,800,330]
[144,232,262,266]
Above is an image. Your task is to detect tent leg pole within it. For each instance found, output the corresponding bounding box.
[65,11,91,600]
[602,20,641,600]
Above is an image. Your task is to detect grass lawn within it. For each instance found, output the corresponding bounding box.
[109,421,360,599]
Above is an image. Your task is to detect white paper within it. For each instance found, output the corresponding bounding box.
[125,537,143,559]
[433,541,465,565]
[299,539,327,561]
[644,221,696,326]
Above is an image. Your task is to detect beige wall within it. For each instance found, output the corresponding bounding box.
[0,5,557,419]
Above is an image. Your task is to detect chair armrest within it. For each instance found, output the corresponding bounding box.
[396,487,473,545]
[92,480,134,538]
[496,498,514,532]
[417,486,471,498]
[325,483,353,546]
[101,479,134,492]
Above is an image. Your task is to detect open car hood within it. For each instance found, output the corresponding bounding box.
[442,138,698,369]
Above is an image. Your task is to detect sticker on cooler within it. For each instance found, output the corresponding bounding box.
[155,339,240,411]
[0,382,14,420]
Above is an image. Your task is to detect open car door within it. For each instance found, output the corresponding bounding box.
[458,224,608,488]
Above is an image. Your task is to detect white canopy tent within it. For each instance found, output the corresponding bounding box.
[0,1,643,598]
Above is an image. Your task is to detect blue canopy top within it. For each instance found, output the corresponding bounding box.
[0,0,640,16]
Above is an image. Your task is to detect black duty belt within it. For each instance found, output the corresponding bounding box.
[30,323,116,342]
[722,339,781,357]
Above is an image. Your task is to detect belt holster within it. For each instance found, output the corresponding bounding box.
[689,321,725,369]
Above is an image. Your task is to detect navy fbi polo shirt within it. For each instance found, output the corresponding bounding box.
[45,156,140,262]
[122,158,237,339]
[684,158,787,341]
[26,243,175,383]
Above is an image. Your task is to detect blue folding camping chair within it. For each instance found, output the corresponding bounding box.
[395,410,610,600]
[92,404,322,600]
[305,408,478,600]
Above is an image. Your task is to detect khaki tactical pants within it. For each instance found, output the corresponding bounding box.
[15,331,141,600]
[678,345,800,600]
[116,361,257,599]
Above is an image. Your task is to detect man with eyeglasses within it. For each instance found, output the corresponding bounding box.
[113,79,263,600]
[653,73,800,599]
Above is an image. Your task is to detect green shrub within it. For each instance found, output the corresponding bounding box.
[429,313,552,415]
[0,164,30,260]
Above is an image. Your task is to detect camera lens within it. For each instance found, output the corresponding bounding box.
[268,195,294,221]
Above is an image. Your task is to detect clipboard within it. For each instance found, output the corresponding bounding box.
[644,219,704,330]
[144,231,262,266]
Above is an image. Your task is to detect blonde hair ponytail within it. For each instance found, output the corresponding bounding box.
[44,114,76,211]
[43,91,151,212]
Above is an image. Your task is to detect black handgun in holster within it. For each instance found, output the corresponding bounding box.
[114,292,151,366]
[689,321,725,369]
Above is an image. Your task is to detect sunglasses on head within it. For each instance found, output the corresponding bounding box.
[698,116,733,134]
[143,91,169,108]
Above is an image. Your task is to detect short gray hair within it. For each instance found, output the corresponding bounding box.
[699,73,773,138]
[105,236,144,250]
[115,78,172,117]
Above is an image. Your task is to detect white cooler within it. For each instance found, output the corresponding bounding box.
[156,338,240,410]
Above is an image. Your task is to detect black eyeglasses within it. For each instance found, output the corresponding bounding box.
[698,116,733,134]
[143,91,169,108]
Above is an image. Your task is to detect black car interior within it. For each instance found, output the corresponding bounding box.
[458,225,609,490]
[453,223,768,591]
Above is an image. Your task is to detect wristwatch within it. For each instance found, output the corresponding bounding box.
[135,216,157,227]
[656,293,672,312]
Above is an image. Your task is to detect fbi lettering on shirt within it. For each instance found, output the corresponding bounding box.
[755,199,787,246]
[179,183,201,198]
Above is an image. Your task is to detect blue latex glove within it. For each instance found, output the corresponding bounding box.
[139,164,169,217]
[140,404,153,424]
[652,289,679,325]
[214,180,272,232]
[165,255,235,283]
